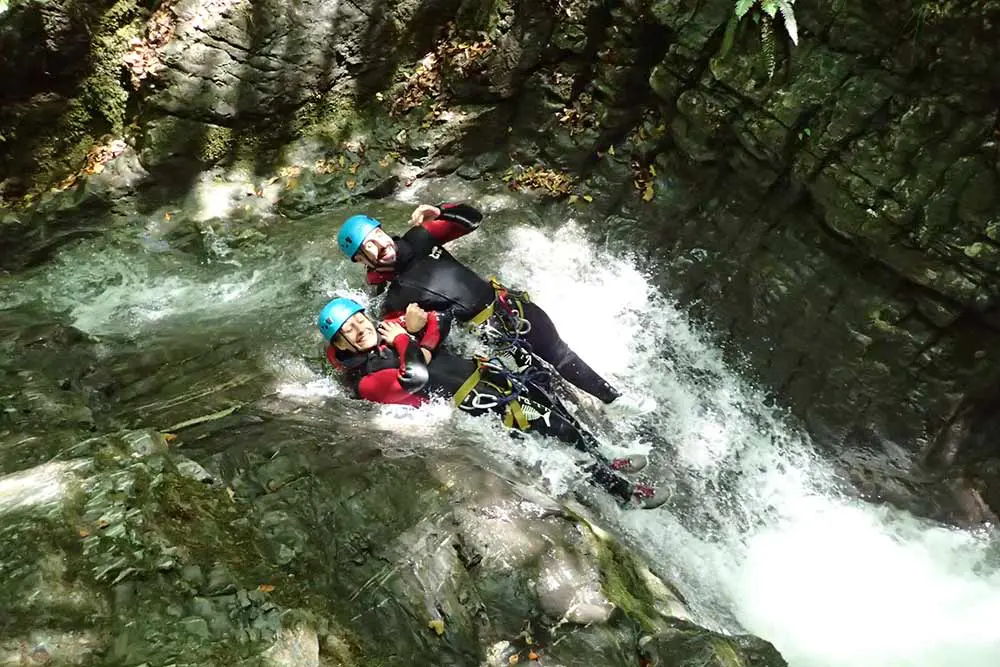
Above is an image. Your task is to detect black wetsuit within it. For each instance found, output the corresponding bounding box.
[424,345,632,500]
[368,203,620,404]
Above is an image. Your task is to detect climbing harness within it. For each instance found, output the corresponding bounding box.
[468,278,535,371]
[451,354,554,430]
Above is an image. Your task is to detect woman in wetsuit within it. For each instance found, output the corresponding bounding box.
[316,297,664,509]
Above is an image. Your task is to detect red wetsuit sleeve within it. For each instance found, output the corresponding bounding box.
[418,311,443,351]
[378,311,445,352]
[356,332,428,405]
[420,202,483,244]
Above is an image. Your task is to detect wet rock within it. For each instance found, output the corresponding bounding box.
[637,620,788,666]
[262,625,320,667]
[0,630,104,666]
[0,406,760,667]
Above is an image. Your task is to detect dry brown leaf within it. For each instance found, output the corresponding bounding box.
[346,179,357,190]
[258,584,275,593]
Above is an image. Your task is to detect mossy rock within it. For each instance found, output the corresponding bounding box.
[638,619,788,667]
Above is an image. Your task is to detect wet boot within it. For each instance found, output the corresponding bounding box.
[583,462,665,510]
[609,454,648,474]
[628,482,667,510]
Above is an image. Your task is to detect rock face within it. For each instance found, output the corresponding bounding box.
[0,309,786,666]
[1,0,999,518]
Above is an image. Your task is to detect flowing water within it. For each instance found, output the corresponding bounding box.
[2,176,1000,667]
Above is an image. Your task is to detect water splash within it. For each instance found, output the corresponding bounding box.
[5,191,1000,667]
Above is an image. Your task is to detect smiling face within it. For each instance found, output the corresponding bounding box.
[333,312,378,351]
[354,227,397,268]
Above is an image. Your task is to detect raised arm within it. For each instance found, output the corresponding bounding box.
[417,202,484,245]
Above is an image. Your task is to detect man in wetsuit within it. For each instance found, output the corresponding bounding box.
[334,203,622,406]
[316,296,664,509]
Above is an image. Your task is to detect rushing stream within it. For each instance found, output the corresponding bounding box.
[3,176,1000,667]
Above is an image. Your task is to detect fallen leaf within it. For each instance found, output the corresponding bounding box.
[162,432,177,443]
[649,165,657,176]
[608,145,615,156]
[346,179,357,190]
[568,194,579,204]
[226,487,236,501]
[258,584,275,593]
[164,211,172,221]
[643,182,655,202]
[508,654,520,665]
[528,650,539,660]
[582,194,593,202]
[428,619,445,635]
[78,528,90,537]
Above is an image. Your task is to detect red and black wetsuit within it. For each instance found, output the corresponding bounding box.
[327,310,481,405]
[326,310,635,502]
[367,202,621,405]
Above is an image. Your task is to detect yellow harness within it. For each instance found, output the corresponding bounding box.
[467,277,531,329]
[452,277,535,430]
[451,358,531,430]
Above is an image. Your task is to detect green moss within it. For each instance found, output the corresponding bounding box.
[710,636,748,667]
[589,526,661,632]
[293,95,363,145]
[199,125,237,164]
[965,242,985,258]
[4,0,147,198]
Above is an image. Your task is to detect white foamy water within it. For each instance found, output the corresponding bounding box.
[6,192,1000,667]
[479,220,1000,667]
[275,208,1000,666]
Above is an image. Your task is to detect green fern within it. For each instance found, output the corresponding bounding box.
[762,14,777,78]
[733,0,799,45]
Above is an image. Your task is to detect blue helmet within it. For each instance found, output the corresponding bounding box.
[337,214,381,259]
[317,297,365,342]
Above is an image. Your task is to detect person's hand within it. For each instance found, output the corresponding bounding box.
[409,204,441,226]
[378,320,408,343]
[403,303,428,333]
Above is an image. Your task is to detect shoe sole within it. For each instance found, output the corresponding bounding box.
[612,454,648,475]
[634,493,668,510]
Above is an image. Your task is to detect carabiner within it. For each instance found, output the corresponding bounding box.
[468,392,500,410]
